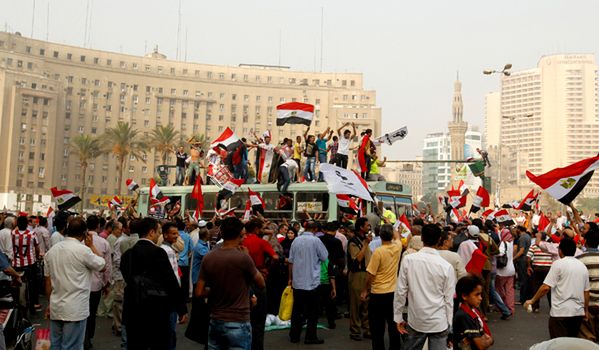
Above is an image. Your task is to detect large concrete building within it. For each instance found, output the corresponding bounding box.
[381,160,423,201]
[0,32,381,212]
[485,54,599,199]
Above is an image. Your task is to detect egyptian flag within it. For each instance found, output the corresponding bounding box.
[394,213,412,238]
[50,187,81,210]
[516,190,538,211]
[470,186,490,213]
[448,189,467,209]
[191,175,204,219]
[257,136,275,184]
[109,196,123,210]
[217,178,245,202]
[538,212,550,232]
[46,206,55,230]
[217,206,237,218]
[482,209,497,221]
[151,196,170,207]
[248,188,265,215]
[357,134,371,173]
[337,194,359,215]
[276,102,314,126]
[449,208,459,223]
[458,180,469,196]
[495,209,515,226]
[210,127,243,151]
[126,179,139,192]
[526,155,599,204]
[149,178,164,200]
[243,200,252,221]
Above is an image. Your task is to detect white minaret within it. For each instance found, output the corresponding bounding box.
[448,73,468,182]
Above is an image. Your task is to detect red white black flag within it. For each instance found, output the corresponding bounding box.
[516,189,538,212]
[495,209,515,226]
[526,155,599,204]
[276,102,314,126]
[470,186,490,213]
[50,187,81,211]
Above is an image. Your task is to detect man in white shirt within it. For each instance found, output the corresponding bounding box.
[0,216,14,261]
[394,224,455,350]
[524,238,590,339]
[84,215,112,349]
[44,217,106,349]
[335,122,356,169]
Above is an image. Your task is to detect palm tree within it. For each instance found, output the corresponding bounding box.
[149,125,180,164]
[102,122,146,195]
[71,134,102,211]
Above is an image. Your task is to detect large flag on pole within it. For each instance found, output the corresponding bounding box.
[210,127,242,150]
[50,187,81,210]
[319,163,374,202]
[191,175,204,219]
[526,155,599,204]
[516,189,538,211]
[276,102,314,126]
[470,186,490,213]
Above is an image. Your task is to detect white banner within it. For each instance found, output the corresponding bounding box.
[319,163,374,202]
[374,126,408,146]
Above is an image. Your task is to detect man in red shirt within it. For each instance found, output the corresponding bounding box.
[242,218,279,350]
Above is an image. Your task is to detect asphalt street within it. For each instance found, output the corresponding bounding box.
[31,297,551,349]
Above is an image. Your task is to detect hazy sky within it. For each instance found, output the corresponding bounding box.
[2,0,599,159]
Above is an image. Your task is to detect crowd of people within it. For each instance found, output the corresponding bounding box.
[174,123,386,188]
[1,199,599,349]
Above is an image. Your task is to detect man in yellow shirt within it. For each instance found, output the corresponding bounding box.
[381,207,397,226]
[292,135,304,181]
[360,224,402,350]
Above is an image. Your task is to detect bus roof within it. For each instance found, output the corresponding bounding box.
[139,181,411,196]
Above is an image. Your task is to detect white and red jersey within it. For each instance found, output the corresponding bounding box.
[12,229,39,268]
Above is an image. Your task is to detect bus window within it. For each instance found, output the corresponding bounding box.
[185,193,218,219]
[262,192,293,223]
[296,192,329,221]
[229,193,247,214]
[377,195,396,218]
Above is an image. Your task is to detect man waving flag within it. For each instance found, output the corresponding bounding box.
[526,155,599,204]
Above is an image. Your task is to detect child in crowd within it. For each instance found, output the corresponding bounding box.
[453,275,494,349]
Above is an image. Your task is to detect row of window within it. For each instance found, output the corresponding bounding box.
[7,43,359,88]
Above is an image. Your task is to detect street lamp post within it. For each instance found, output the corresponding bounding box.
[483,63,512,206]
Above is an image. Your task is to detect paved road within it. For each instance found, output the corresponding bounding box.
[33,297,551,349]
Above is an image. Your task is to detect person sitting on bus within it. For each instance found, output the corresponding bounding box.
[367,150,386,181]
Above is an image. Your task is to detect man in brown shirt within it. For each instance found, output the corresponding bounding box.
[195,217,265,349]
[348,217,373,341]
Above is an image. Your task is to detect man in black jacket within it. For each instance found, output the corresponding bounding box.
[120,217,187,349]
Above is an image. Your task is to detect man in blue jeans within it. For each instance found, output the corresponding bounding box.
[44,217,106,349]
[195,217,265,350]
[315,127,333,182]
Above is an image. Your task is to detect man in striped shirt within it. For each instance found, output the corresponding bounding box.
[12,215,41,312]
[577,229,599,341]
[527,231,554,312]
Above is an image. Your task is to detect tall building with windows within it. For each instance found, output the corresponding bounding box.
[0,32,381,212]
[485,54,599,198]
[422,130,482,195]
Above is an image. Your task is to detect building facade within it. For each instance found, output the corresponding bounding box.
[0,32,381,212]
[485,54,599,198]
[380,160,423,201]
[422,130,482,195]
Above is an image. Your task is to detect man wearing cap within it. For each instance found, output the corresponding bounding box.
[457,225,484,276]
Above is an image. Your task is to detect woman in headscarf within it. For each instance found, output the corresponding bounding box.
[495,227,516,315]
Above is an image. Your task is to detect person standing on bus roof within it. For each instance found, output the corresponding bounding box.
[336,122,357,169]
[316,127,334,182]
